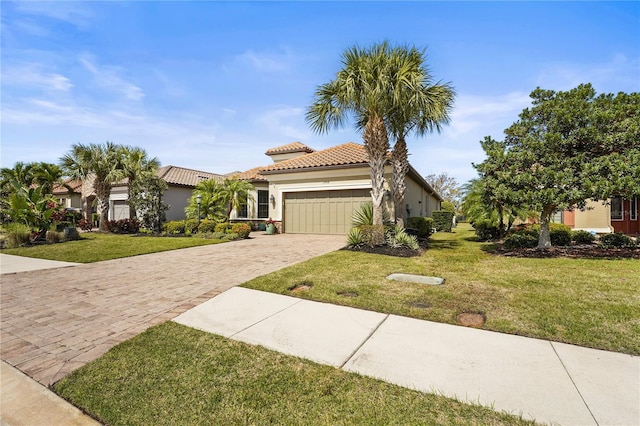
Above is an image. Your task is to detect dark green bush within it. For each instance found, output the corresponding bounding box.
[472,219,501,241]
[185,219,199,234]
[572,230,596,244]
[231,223,251,239]
[406,217,434,239]
[107,218,140,234]
[198,219,217,233]
[163,221,185,234]
[599,233,636,248]
[549,223,572,246]
[503,233,538,249]
[432,210,454,232]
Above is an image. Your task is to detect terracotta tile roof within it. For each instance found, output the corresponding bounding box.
[262,142,369,173]
[52,179,83,194]
[265,141,315,155]
[156,165,223,187]
[229,166,268,182]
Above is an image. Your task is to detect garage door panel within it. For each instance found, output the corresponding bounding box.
[284,190,370,235]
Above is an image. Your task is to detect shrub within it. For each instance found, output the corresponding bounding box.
[198,219,218,233]
[215,222,232,233]
[352,202,391,227]
[432,210,454,232]
[572,230,596,244]
[386,225,419,250]
[46,230,65,244]
[472,219,501,241]
[549,223,572,247]
[185,219,199,234]
[599,233,636,249]
[5,223,32,248]
[78,218,93,232]
[359,224,385,247]
[346,227,364,248]
[406,217,434,239]
[224,232,240,241]
[163,221,185,234]
[503,233,538,249]
[107,218,140,234]
[231,223,251,239]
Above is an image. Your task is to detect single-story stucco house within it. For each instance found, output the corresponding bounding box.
[108,165,223,222]
[230,141,443,235]
[554,196,639,235]
[52,179,83,211]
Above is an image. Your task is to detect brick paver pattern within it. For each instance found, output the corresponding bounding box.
[1,233,344,385]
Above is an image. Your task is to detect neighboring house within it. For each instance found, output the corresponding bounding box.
[52,179,83,211]
[230,141,443,235]
[554,196,639,235]
[108,165,223,222]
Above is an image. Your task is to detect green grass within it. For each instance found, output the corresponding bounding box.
[55,322,536,426]
[243,224,640,355]
[1,232,225,263]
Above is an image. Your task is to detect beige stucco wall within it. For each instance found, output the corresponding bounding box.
[163,186,195,221]
[573,199,613,233]
[404,175,441,220]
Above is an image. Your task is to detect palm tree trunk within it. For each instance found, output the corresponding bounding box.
[363,114,389,240]
[94,180,111,232]
[391,136,409,226]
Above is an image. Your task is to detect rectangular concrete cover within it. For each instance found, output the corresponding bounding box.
[343,315,597,425]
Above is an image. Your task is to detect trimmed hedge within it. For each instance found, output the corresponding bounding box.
[599,233,636,248]
[406,217,434,239]
[198,219,217,233]
[231,223,251,239]
[107,218,140,234]
[472,219,501,241]
[163,221,185,234]
[432,210,454,232]
[572,230,596,244]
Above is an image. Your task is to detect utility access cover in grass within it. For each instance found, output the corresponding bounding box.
[387,273,445,285]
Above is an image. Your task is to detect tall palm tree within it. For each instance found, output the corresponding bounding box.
[120,146,161,218]
[60,142,125,231]
[383,46,454,226]
[307,42,398,235]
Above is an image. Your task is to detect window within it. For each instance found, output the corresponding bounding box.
[257,190,269,218]
[631,197,638,221]
[237,202,248,218]
[611,197,623,221]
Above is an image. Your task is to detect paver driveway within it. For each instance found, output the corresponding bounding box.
[1,233,344,386]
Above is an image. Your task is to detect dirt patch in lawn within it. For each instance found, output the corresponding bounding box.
[493,245,640,259]
[457,312,486,328]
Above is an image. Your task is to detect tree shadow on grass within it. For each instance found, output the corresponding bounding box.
[428,238,461,250]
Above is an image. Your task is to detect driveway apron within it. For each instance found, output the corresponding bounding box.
[0,233,344,386]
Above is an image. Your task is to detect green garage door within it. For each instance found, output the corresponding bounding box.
[284,189,370,234]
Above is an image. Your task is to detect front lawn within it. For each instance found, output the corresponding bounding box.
[1,232,226,263]
[55,322,536,426]
[243,224,640,355]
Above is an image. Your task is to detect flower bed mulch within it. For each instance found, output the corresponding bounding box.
[493,245,640,259]
[341,240,429,258]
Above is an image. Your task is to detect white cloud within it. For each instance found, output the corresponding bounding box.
[79,54,145,101]
[14,2,94,29]
[236,48,293,73]
[257,106,311,141]
[2,64,73,91]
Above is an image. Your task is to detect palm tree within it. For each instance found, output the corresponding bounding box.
[120,146,160,218]
[1,162,36,188]
[217,178,255,219]
[307,42,398,236]
[60,142,125,231]
[185,179,226,222]
[386,48,454,225]
[32,162,66,195]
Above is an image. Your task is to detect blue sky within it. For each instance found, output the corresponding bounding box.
[1,1,638,185]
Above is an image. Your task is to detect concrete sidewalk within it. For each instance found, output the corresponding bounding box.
[175,287,640,426]
[0,254,80,274]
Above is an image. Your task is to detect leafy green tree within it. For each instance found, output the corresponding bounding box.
[216,178,255,219]
[488,84,639,248]
[128,173,168,233]
[60,142,125,231]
